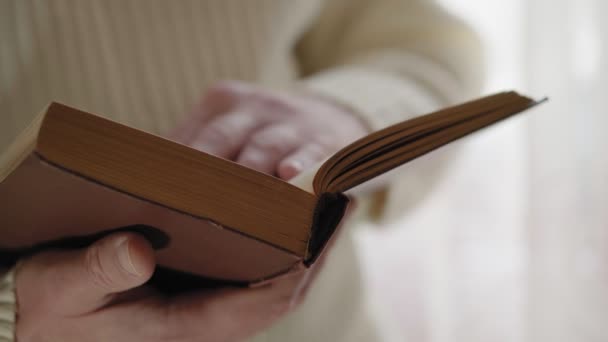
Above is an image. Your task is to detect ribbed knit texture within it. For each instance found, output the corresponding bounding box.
[0,1,481,341]
[1,1,307,145]
[0,0,482,148]
[0,269,15,342]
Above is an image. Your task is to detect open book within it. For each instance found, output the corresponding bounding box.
[0,92,544,289]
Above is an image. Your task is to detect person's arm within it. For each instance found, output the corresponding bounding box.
[296,0,484,219]
[297,0,484,131]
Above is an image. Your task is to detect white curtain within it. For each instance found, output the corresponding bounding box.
[357,0,608,341]
[527,0,608,340]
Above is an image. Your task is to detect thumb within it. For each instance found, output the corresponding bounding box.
[17,232,155,315]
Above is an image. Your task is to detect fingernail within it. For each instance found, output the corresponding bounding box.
[241,149,267,167]
[288,160,303,173]
[117,238,141,276]
[193,141,219,155]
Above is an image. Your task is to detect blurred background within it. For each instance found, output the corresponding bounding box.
[356,0,608,341]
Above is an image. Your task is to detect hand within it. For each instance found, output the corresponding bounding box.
[15,232,316,341]
[172,81,369,179]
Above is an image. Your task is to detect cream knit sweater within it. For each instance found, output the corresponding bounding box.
[0,0,482,340]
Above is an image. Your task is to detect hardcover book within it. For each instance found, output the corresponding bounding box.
[0,91,543,289]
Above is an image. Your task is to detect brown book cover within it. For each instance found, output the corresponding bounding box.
[0,91,545,291]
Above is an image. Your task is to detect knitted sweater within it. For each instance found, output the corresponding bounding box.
[0,1,482,340]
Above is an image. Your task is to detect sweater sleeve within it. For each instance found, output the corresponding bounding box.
[296,0,484,131]
[0,268,16,342]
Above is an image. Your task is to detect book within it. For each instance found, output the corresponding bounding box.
[0,91,544,289]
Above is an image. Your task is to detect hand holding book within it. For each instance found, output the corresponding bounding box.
[10,79,357,338]
[13,231,320,341]
[1,89,544,341]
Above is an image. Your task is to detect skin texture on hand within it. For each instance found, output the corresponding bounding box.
[15,232,320,341]
[14,82,364,341]
[171,81,369,180]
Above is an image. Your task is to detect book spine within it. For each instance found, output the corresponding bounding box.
[305,192,349,266]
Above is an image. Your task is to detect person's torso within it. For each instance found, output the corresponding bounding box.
[0,0,323,149]
[1,2,384,341]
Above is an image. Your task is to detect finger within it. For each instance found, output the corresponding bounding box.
[17,232,155,315]
[168,81,240,143]
[162,271,309,341]
[236,124,301,175]
[169,109,210,144]
[191,110,266,159]
[278,143,333,180]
